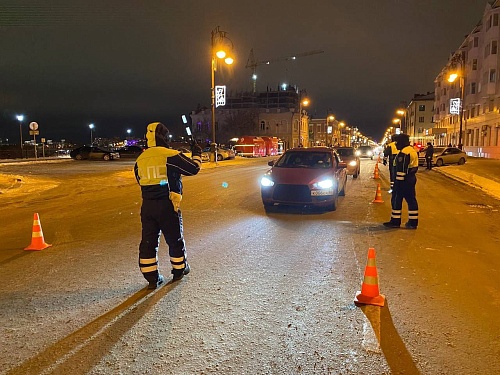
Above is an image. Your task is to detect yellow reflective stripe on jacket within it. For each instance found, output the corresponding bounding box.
[135,147,180,186]
[400,145,419,168]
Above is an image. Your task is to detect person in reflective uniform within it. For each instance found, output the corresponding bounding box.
[383,133,419,229]
[383,134,400,193]
[134,122,202,289]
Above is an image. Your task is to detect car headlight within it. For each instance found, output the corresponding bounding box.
[349,160,358,167]
[367,151,373,156]
[260,176,274,187]
[355,150,361,156]
[314,179,334,189]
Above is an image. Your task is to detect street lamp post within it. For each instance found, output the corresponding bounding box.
[326,115,335,146]
[448,51,466,150]
[211,26,234,154]
[89,123,94,144]
[297,91,309,147]
[396,109,406,133]
[338,122,345,146]
[16,115,24,156]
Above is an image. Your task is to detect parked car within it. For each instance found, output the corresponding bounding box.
[202,146,236,161]
[334,147,360,178]
[70,146,120,161]
[356,145,374,159]
[177,147,210,162]
[115,145,144,158]
[260,147,347,211]
[418,146,467,167]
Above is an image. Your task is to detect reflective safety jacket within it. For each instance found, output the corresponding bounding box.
[395,145,419,181]
[384,141,398,163]
[134,146,201,200]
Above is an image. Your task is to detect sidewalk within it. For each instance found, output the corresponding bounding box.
[431,156,500,201]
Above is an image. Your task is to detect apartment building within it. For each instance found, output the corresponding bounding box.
[434,0,500,158]
[405,92,435,146]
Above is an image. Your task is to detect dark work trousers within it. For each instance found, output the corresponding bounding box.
[138,199,187,283]
[389,155,396,190]
[426,156,433,169]
[390,175,419,227]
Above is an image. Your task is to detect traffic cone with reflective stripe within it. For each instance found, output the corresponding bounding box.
[355,248,385,307]
[372,163,380,179]
[24,213,51,251]
[372,183,384,203]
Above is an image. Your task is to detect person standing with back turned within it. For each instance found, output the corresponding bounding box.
[383,133,419,229]
[134,122,202,289]
[425,142,434,170]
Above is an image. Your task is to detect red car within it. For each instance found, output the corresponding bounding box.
[260,147,347,211]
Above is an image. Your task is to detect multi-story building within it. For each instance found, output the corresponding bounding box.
[405,92,435,146]
[189,86,310,150]
[433,0,500,158]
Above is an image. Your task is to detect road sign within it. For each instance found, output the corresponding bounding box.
[29,130,40,135]
[29,122,39,131]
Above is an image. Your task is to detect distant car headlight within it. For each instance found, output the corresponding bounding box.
[314,179,334,189]
[367,151,373,156]
[349,160,358,167]
[355,150,361,156]
[260,176,274,187]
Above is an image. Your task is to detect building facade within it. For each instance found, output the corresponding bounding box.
[405,92,435,147]
[189,86,309,150]
[433,0,500,158]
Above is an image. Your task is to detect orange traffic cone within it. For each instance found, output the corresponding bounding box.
[355,248,385,307]
[24,213,52,251]
[372,163,380,179]
[372,183,384,203]
[377,154,381,163]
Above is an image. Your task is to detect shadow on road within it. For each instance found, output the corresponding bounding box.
[359,302,421,375]
[6,281,182,375]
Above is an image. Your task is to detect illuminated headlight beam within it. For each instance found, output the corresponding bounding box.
[260,176,274,187]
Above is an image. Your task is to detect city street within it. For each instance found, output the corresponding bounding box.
[0,157,499,374]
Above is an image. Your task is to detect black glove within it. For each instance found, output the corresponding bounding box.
[383,159,387,166]
[190,141,202,158]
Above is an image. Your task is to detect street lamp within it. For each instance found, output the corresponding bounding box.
[89,123,94,144]
[338,122,345,146]
[392,118,401,131]
[326,115,335,146]
[298,92,309,147]
[448,52,465,150]
[211,26,234,149]
[16,114,24,155]
[396,109,406,133]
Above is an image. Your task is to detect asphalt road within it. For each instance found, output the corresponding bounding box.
[0,157,499,374]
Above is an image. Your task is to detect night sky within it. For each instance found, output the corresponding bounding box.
[0,0,487,144]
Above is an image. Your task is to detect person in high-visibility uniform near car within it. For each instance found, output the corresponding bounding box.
[134,122,202,289]
[383,133,419,229]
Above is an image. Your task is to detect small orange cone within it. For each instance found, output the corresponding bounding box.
[372,163,380,179]
[355,248,385,307]
[377,154,381,163]
[24,213,52,251]
[372,183,384,203]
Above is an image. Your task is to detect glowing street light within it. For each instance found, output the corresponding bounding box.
[447,55,465,149]
[298,92,310,146]
[16,114,24,155]
[326,115,335,146]
[89,123,94,144]
[211,26,234,150]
